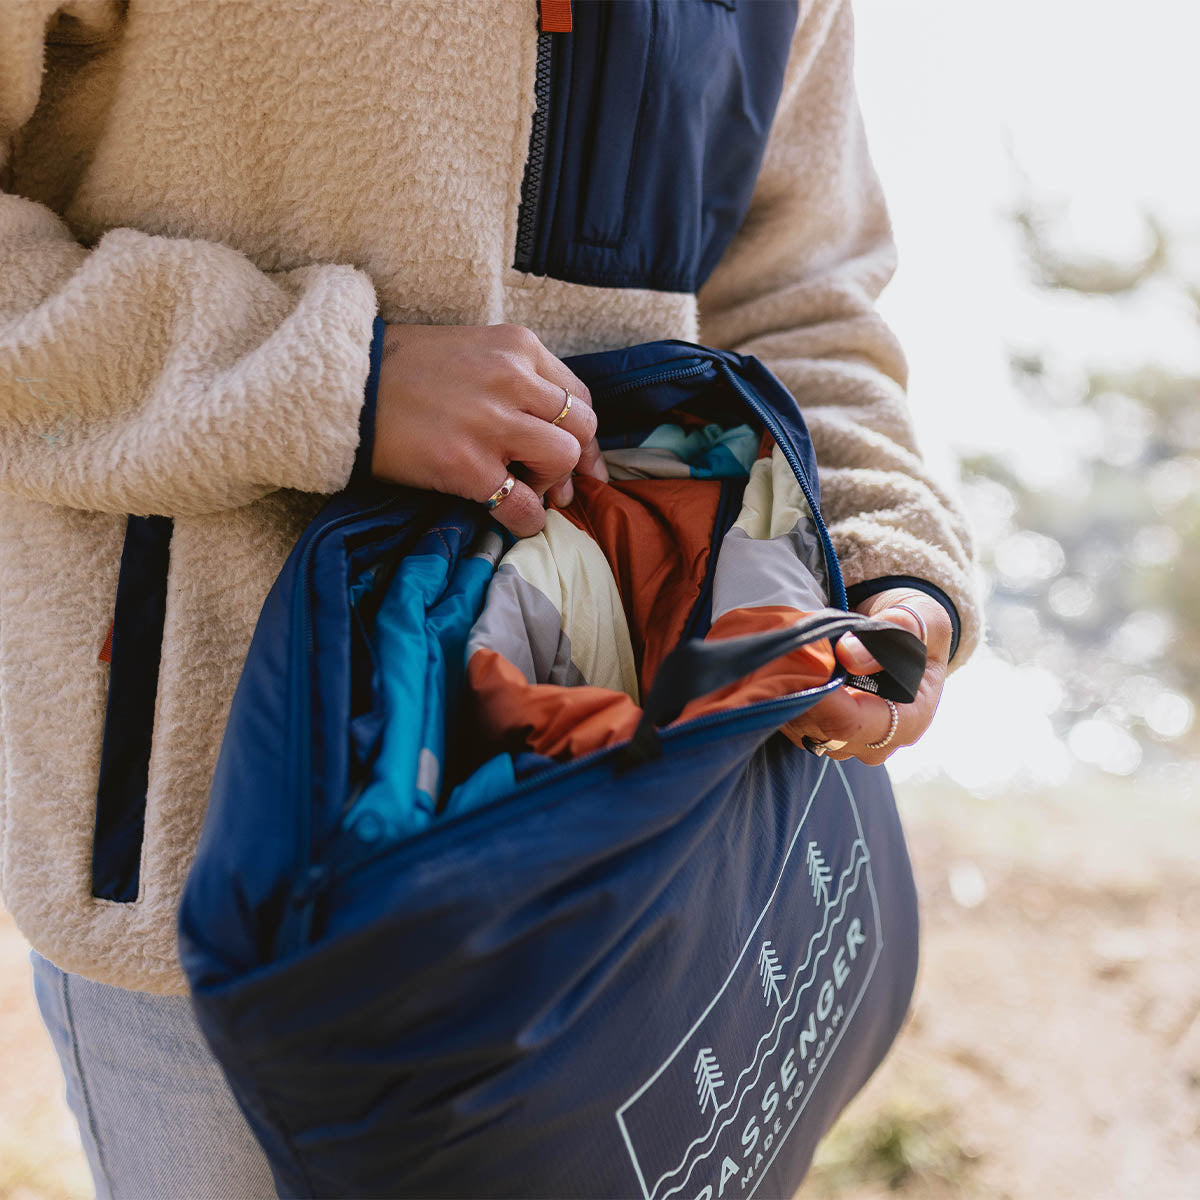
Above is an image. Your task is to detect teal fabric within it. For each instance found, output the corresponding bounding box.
[442,753,518,822]
[341,423,755,845]
[418,550,498,807]
[344,530,497,842]
[639,421,757,477]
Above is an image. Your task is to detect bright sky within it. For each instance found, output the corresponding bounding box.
[851,0,1200,789]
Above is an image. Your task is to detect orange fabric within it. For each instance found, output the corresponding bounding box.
[467,607,833,763]
[539,0,572,33]
[554,475,721,694]
[467,649,641,760]
[98,622,113,664]
[675,607,836,726]
[470,481,836,763]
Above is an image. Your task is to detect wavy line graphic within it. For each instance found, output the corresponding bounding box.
[651,846,871,1200]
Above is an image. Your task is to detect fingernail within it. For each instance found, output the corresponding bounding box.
[559,479,574,506]
[839,634,872,669]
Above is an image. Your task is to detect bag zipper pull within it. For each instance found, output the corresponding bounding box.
[539,0,572,33]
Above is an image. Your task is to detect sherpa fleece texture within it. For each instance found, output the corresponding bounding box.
[0,0,980,994]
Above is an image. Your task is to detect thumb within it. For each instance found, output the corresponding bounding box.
[834,633,881,675]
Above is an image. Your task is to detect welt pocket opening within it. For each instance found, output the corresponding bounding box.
[91,515,173,903]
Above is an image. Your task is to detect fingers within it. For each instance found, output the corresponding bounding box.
[524,374,598,447]
[530,341,609,483]
[835,600,930,678]
[784,688,911,766]
[505,414,582,497]
[518,374,604,498]
[787,604,945,763]
[477,472,547,539]
[840,589,952,671]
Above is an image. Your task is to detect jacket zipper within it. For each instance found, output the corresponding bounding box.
[679,476,745,645]
[514,31,555,273]
[294,353,849,901]
[717,363,848,611]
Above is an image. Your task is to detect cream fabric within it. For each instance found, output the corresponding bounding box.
[0,0,979,992]
[498,510,640,702]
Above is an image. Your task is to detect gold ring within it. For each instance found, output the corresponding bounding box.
[485,474,516,510]
[552,390,574,426]
[865,699,900,750]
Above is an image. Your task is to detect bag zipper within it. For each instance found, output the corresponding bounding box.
[593,353,844,608]
[593,357,711,400]
[717,363,848,611]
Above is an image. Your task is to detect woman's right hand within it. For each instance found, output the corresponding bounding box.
[371,322,608,537]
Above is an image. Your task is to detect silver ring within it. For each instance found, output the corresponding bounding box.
[887,601,928,645]
[552,390,574,426]
[485,474,516,510]
[865,699,900,750]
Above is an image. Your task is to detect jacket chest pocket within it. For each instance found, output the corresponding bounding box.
[514,0,797,294]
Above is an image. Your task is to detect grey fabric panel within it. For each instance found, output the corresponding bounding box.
[468,529,505,568]
[466,565,585,687]
[711,524,829,622]
[602,449,692,480]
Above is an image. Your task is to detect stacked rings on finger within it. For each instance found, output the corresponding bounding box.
[552,389,575,426]
[485,474,516,510]
[865,699,900,750]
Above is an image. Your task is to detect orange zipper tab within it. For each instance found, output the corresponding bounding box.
[539,0,572,33]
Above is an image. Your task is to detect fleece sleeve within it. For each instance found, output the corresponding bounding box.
[0,18,379,518]
[697,0,981,665]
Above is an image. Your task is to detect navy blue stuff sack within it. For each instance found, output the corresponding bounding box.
[179,340,925,1200]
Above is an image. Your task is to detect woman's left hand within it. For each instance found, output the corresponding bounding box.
[783,587,952,764]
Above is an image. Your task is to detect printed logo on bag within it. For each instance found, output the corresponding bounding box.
[615,761,884,1200]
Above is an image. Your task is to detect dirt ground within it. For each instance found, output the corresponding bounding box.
[807,775,1200,1199]
[1,773,1197,1200]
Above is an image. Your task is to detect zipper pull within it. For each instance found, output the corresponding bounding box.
[539,0,572,33]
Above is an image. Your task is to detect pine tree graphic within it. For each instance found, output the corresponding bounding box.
[758,940,786,1007]
[693,1047,724,1114]
[806,841,832,906]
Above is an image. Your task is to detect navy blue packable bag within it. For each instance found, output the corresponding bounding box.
[180,341,925,1200]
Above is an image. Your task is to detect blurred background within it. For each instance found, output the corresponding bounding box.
[807,1,1200,1196]
[2,2,1197,1197]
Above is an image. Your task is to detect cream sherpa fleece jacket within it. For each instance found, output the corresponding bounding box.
[0,0,979,994]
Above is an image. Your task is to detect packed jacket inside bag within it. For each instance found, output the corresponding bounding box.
[180,340,929,1200]
[342,343,845,846]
